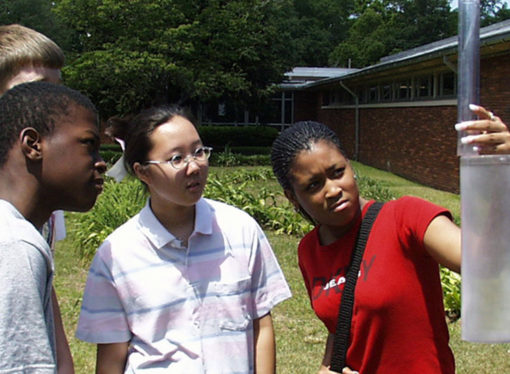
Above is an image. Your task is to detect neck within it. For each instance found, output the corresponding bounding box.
[149,198,196,242]
[0,169,51,230]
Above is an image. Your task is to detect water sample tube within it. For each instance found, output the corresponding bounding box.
[461,155,510,342]
[457,0,480,156]
[459,0,510,342]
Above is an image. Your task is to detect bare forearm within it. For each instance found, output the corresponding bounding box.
[96,342,129,374]
[253,313,276,374]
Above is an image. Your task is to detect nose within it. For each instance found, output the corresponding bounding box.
[95,157,107,174]
[185,159,201,175]
[324,179,342,199]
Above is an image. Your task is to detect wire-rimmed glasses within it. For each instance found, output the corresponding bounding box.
[145,146,213,170]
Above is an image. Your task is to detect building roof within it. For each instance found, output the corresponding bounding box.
[280,67,359,89]
[297,18,510,89]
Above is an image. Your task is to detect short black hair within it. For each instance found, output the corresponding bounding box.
[271,120,346,191]
[0,81,97,167]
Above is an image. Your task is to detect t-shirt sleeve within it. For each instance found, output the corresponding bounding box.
[394,196,452,253]
[0,240,55,372]
[248,222,292,319]
[76,242,131,344]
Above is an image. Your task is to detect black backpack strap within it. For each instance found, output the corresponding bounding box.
[330,202,384,373]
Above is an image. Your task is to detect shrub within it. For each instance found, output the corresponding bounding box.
[440,267,462,320]
[229,146,271,155]
[210,148,271,167]
[68,177,147,261]
[199,125,278,149]
[100,149,122,164]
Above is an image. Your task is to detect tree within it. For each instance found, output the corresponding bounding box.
[0,0,77,51]
[289,0,355,66]
[479,0,510,25]
[53,0,296,117]
[329,0,456,68]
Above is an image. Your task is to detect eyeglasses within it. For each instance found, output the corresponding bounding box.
[145,146,213,170]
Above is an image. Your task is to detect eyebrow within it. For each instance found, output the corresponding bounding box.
[166,140,204,154]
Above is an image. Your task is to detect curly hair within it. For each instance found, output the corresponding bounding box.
[0,81,97,167]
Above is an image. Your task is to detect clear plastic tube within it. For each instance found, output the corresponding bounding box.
[457,0,480,156]
[458,0,510,342]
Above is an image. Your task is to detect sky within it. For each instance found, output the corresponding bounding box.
[450,0,510,9]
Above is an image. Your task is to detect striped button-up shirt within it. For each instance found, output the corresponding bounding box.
[76,198,291,373]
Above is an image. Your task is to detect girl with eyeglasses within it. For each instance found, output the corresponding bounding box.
[76,105,291,373]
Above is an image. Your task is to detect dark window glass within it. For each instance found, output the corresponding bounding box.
[441,72,456,97]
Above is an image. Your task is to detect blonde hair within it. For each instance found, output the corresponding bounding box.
[0,24,64,92]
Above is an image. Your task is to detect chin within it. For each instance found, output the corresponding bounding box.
[69,196,99,212]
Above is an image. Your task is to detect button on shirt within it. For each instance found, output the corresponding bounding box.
[76,198,291,373]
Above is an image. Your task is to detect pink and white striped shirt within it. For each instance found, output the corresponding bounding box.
[76,198,291,373]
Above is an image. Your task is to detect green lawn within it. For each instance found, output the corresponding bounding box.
[54,163,510,373]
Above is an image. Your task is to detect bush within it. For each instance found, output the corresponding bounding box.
[199,125,278,149]
[100,149,123,164]
[210,149,271,167]
[440,267,462,320]
[100,143,123,164]
[68,177,147,261]
[229,146,271,155]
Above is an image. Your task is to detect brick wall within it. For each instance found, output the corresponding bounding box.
[312,53,510,193]
[293,91,319,122]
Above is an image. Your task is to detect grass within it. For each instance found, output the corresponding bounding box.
[54,164,510,373]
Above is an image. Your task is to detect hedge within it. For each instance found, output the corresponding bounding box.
[198,125,278,149]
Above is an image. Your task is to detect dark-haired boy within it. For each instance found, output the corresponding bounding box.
[0,82,106,372]
[0,24,71,373]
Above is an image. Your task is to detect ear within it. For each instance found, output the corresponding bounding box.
[133,162,150,185]
[20,127,43,161]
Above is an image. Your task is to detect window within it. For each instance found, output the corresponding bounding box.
[440,71,456,97]
[381,83,392,101]
[321,71,457,107]
[415,75,433,99]
[368,86,378,102]
[396,80,411,100]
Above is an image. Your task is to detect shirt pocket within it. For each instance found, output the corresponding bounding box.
[202,277,252,333]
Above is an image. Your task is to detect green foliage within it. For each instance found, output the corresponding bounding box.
[0,0,78,52]
[53,0,295,117]
[356,175,397,202]
[329,0,456,67]
[99,144,122,165]
[211,146,241,167]
[209,147,271,167]
[228,146,271,155]
[204,169,314,236]
[440,267,462,320]
[100,150,122,165]
[199,125,278,149]
[68,178,147,261]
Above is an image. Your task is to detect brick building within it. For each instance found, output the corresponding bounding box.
[284,20,510,193]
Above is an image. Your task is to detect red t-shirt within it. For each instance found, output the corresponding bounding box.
[298,197,455,374]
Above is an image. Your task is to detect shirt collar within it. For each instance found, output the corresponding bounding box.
[138,198,213,250]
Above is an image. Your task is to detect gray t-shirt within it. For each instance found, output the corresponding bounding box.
[0,200,56,373]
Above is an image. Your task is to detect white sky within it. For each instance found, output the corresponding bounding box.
[450,0,510,9]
